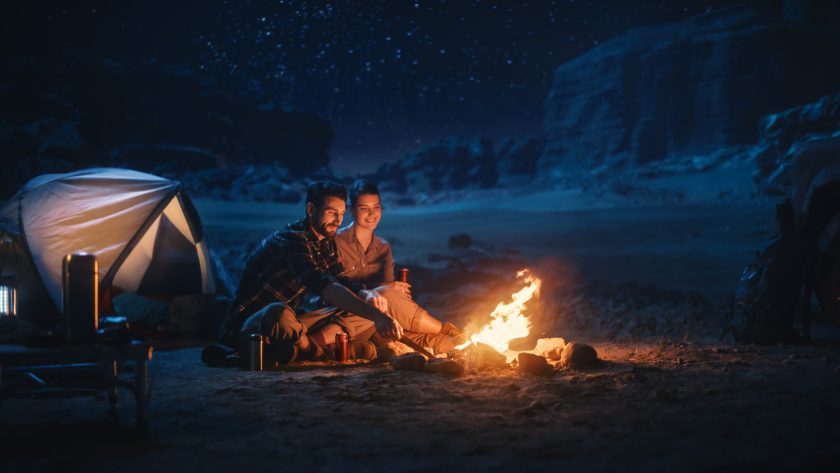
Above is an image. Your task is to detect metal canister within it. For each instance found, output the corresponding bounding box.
[335,332,349,362]
[398,268,409,283]
[249,334,263,371]
[62,253,99,343]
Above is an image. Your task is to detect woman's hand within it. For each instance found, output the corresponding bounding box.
[360,289,389,313]
[383,281,412,299]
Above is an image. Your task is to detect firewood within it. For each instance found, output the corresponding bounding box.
[391,352,427,371]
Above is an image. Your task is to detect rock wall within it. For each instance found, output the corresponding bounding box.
[541,6,840,177]
[755,93,840,195]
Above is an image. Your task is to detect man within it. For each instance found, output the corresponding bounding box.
[217,181,403,365]
[334,180,463,354]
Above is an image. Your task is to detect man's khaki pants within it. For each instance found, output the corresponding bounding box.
[236,286,455,357]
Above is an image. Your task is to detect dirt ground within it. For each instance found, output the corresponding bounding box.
[2,334,839,472]
[2,201,840,471]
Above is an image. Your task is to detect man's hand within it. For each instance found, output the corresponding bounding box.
[360,289,389,313]
[374,314,404,341]
[322,282,403,341]
[381,281,412,299]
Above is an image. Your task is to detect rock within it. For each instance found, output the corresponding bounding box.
[456,342,510,371]
[533,337,566,360]
[560,342,599,367]
[362,136,499,205]
[541,6,840,178]
[425,359,465,376]
[391,352,427,371]
[517,353,555,376]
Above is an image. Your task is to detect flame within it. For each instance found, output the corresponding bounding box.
[456,269,542,353]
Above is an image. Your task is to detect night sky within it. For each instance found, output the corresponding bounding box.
[4,0,773,172]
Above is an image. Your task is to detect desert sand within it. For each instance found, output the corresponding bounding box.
[2,200,839,472]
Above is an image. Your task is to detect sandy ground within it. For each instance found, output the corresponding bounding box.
[2,336,839,472]
[2,200,840,471]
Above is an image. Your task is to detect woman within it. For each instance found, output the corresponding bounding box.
[335,180,462,352]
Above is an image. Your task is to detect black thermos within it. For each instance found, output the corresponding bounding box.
[249,334,264,371]
[62,253,99,343]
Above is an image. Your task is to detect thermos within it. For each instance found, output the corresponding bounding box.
[62,253,98,343]
[249,334,263,371]
[398,268,409,283]
[335,332,349,362]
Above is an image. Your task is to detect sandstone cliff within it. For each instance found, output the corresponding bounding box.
[541,6,840,177]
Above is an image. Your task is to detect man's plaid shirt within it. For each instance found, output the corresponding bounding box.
[218,217,362,343]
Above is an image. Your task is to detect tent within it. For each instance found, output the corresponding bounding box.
[0,168,228,330]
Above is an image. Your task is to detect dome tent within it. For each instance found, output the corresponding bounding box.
[0,168,227,332]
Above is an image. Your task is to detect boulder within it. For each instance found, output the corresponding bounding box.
[560,342,600,368]
[541,6,840,178]
[517,353,555,376]
[533,337,566,360]
[457,342,509,371]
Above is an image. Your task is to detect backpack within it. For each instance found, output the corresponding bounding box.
[726,235,803,344]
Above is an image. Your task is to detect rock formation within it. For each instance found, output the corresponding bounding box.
[541,6,840,178]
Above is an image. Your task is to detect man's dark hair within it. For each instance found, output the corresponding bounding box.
[349,180,380,206]
[306,181,347,208]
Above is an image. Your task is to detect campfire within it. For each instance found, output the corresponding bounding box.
[455,269,546,364]
[391,268,598,374]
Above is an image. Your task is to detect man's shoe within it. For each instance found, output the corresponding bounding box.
[348,340,377,361]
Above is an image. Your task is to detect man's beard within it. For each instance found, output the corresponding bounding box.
[317,221,339,238]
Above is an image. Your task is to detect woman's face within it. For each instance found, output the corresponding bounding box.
[353,193,382,231]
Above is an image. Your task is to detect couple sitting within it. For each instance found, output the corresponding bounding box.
[217,180,462,365]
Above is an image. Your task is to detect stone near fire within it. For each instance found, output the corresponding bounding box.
[457,342,510,371]
[517,353,555,376]
[425,358,465,376]
[533,337,566,360]
[560,342,599,367]
[391,353,427,372]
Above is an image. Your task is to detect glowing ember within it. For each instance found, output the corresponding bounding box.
[456,269,542,353]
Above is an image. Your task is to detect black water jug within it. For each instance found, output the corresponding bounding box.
[62,253,99,343]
